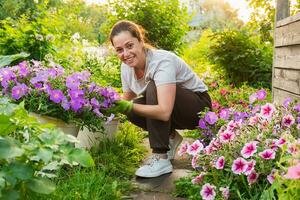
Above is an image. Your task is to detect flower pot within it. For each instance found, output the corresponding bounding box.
[30,113,79,137]
[76,118,119,149]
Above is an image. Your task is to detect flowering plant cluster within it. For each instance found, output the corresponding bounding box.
[178,90,300,200]
[0,60,119,132]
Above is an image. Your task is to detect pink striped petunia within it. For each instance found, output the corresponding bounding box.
[200,183,216,200]
[215,156,225,169]
[247,171,259,185]
[267,169,277,184]
[219,187,230,200]
[178,141,189,156]
[219,131,235,143]
[282,114,295,127]
[260,103,275,119]
[241,141,258,158]
[244,160,256,175]
[191,172,206,184]
[231,157,248,175]
[259,149,276,160]
[187,140,204,156]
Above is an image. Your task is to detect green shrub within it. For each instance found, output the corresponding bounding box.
[182,29,216,75]
[101,0,190,53]
[208,28,273,88]
[81,47,122,89]
[0,97,94,199]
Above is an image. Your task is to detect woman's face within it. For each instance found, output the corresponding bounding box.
[112,31,145,69]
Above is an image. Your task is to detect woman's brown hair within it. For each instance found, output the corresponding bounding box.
[109,20,154,48]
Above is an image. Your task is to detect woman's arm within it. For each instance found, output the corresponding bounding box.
[133,83,176,121]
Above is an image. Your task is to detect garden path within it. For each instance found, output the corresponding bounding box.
[127,132,194,200]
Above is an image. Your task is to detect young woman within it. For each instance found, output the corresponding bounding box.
[109,20,212,178]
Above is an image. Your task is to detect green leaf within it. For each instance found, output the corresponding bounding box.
[69,148,95,167]
[37,147,53,163]
[0,138,24,159]
[0,189,19,200]
[9,162,34,180]
[0,52,30,68]
[27,177,56,194]
[0,115,17,136]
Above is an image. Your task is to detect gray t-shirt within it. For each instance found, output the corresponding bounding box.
[121,49,208,96]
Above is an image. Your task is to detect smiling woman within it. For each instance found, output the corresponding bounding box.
[108,20,212,178]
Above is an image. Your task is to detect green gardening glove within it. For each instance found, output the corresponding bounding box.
[109,100,133,114]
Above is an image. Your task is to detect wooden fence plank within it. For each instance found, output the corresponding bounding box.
[276,12,300,27]
[275,20,300,47]
[273,68,300,95]
[273,68,300,94]
[273,87,300,104]
[274,46,300,70]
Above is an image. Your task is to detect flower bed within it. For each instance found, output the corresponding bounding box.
[177,90,300,199]
[0,60,119,132]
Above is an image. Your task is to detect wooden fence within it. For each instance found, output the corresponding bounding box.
[272,0,300,104]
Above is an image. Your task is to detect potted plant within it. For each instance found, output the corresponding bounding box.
[0,60,119,136]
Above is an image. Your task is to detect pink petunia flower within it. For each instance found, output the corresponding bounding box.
[219,131,235,143]
[282,114,295,127]
[212,101,220,110]
[232,157,248,175]
[284,163,300,179]
[200,183,216,200]
[191,172,205,184]
[297,124,300,130]
[191,154,199,169]
[249,93,257,104]
[244,160,256,175]
[241,141,258,158]
[247,171,259,185]
[178,141,189,156]
[276,138,286,147]
[259,149,276,160]
[248,115,259,126]
[260,103,275,119]
[187,140,204,156]
[220,88,228,96]
[215,156,225,169]
[287,143,298,155]
[219,187,230,200]
[267,169,277,184]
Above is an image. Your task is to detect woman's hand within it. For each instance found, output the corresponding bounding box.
[109,100,133,114]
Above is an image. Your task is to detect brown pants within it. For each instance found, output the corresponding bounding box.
[126,81,212,153]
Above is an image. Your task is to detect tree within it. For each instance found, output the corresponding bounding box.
[197,0,243,31]
[245,0,300,43]
[100,0,190,53]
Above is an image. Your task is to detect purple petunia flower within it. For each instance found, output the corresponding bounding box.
[293,104,300,112]
[283,97,292,108]
[90,97,100,109]
[66,76,81,89]
[198,119,208,129]
[204,112,218,125]
[61,97,70,110]
[11,83,28,100]
[69,89,84,99]
[49,90,64,103]
[16,61,29,77]
[70,99,84,112]
[256,89,267,100]
[219,108,230,120]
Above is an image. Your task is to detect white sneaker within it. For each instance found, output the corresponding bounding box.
[135,154,173,178]
[167,131,183,160]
